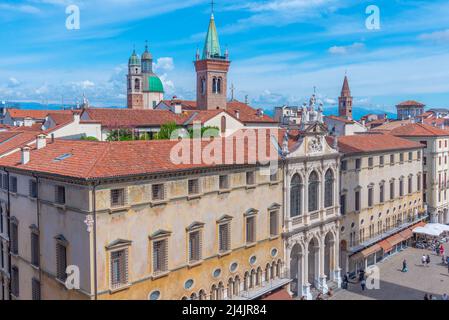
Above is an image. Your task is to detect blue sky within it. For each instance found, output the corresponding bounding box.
[1,0,449,113]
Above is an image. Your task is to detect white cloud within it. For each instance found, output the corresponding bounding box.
[73,80,95,89]
[153,57,175,73]
[419,29,449,43]
[0,4,41,14]
[328,42,365,55]
[7,77,21,88]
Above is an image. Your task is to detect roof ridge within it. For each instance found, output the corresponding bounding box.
[85,142,112,179]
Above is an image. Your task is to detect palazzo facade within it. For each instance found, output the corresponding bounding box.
[282,97,341,299]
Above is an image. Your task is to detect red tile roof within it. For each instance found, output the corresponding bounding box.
[0,130,41,156]
[327,133,424,154]
[396,100,425,107]
[7,109,73,119]
[325,115,355,124]
[82,108,193,129]
[0,129,281,179]
[161,100,276,124]
[47,112,74,126]
[389,123,449,137]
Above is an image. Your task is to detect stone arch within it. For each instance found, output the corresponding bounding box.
[250,269,256,289]
[256,267,262,286]
[227,278,234,298]
[190,292,197,300]
[324,231,336,280]
[233,275,240,296]
[217,282,225,300]
[307,236,320,286]
[324,168,335,208]
[210,284,217,300]
[243,272,250,291]
[198,289,207,300]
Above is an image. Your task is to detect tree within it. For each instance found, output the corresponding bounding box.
[80,136,99,141]
[155,122,184,140]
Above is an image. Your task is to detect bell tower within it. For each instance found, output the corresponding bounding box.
[127,49,143,109]
[194,9,230,110]
[338,74,353,119]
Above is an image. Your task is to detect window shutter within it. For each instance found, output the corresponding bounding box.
[31,232,40,267]
[12,266,19,297]
[56,243,67,281]
[32,278,41,300]
[11,222,18,255]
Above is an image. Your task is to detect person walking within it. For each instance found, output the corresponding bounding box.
[421,254,427,266]
[424,293,429,300]
[442,293,448,301]
[402,259,408,272]
[426,254,431,266]
[361,278,366,291]
[440,245,445,257]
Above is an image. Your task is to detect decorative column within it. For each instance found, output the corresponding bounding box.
[332,233,342,288]
[317,238,328,294]
[302,247,312,300]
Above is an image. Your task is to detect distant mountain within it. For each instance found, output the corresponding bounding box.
[5,101,126,110]
[264,106,396,121]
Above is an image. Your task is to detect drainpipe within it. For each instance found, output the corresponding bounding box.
[32,173,42,297]
[4,168,11,300]
[92,181,99,300]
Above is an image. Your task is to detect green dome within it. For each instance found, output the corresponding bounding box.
[148,75,164,93]
[128,50,140,66]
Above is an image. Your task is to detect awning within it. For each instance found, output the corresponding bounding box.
[399,228,413,240]
[379,239,393,253]
[262,289,293,300]
[352,243,382,260]
[411,221,426,229]
[387,233,405,246]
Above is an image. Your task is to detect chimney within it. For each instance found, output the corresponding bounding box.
[36,134,47,150]
[73,112,80,123]
[23,117,33,127]
[257,109,264,117]
[51,133,55,143]
[235,110,240,119]
[21,146,31,165]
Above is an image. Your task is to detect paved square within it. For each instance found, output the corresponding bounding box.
[331,243,449,300]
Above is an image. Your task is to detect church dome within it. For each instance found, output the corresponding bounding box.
[147,74,164,93]
[128,50,140,66]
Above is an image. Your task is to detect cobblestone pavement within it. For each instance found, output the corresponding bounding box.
[330,243,449,300]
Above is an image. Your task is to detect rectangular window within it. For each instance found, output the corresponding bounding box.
[29,180,37,198]
[270,171,278,182]
[399,180,404,197]
[11,221,18,255]
[32,278,41,300]
[56,242,67,282]
[417,151,421,160]
[0,242,3,268]
[355,159,361,170]
[246,171,255,185]
[390,154,395,165]
[246,216,256,243]
[423,157,427,166]
[368,188,373,207]
[408,152,413,161]
[380,184,385,203]
[355,191,360,212]
[110,249,128,289]
[55,185,66,205]
[219,175,229,189]
[341,160,347,171]
[151,184,165,201]
[417,175,422,191]
[188,179,200,195]
[219,223,231,252]
[390,181,395,199]
[11,266,19,297]
[189,231,202,262]
[408,177,413,194]
[400,153,404,163]
[110,188,125,207]
[368,157,374,168]
[340,195,346,215]
[269,211,279,237]
[379,156,384,166]
[153,239,168,274]
[2,174,8,190]
[10,176,17,193]
[31,232,40,267]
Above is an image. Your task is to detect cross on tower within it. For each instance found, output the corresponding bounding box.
[211,0,215,14]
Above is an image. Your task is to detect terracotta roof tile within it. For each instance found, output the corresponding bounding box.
[396,100,425,107]
[7,108,72,119]
[389,123,449,137]
[325,115,355,124]
[327,133,424,154]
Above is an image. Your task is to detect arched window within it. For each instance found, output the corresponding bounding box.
[134,78,140,91]
[308,171,319,212]
[212,78,218,94]
[290,174,302,217]
[199,289,207,300]
[201,78,206,95]
[221,116,226,134]
[324,169,334,208]
[217,78,222,94]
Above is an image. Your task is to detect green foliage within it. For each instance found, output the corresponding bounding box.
[188,126,219,139]
[80,136,99,141]
[154,122,183,140]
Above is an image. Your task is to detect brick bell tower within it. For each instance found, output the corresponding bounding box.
[338,74,353,120]
[194,11,230,110]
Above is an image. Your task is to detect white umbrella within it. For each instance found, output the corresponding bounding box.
[412,226,442,237]
[427,223,449,233]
